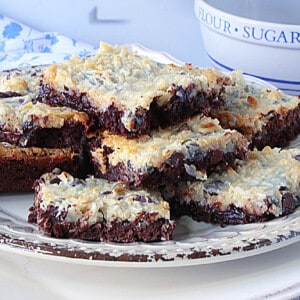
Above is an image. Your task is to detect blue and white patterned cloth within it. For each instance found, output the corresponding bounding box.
[0,15,94,70]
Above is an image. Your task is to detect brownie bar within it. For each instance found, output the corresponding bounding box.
[28,169,175,243]
[0,95,89,151]
[164,147,300,225]
[88,115,248,188]
[211,72,300,149]
[38,42,234,138]
[0,143,81,192]
[0,65,45,97]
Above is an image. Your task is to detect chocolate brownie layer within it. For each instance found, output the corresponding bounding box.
[211,72,300,149]
[0,95,89,151]
[0,143,80,192]
[28,169,175,243]
[88,115,248,188]
[38,42,234,138]
[163,147,300,225]
[0,91,21,98]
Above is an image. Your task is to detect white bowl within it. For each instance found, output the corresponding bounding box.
[194,0,300,95]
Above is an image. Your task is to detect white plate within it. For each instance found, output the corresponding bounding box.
[0,44,299,268]
[0,192,300,268]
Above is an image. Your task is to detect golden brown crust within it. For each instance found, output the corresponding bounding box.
[0,143,80,192]
[89,115,249,187]
[0,142,76,159]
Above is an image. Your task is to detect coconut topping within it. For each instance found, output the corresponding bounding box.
[171,147,300,217]
[36,170,170,224]
[90,115,248,174]
[42,42,231,112]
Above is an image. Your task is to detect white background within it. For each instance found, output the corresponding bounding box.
[0,0,210,67]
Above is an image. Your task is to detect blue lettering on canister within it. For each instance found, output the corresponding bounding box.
[265,29,277,42]
[223,20,231,34]
[197,7,231,34]
[243,26,251,38]
[197,6,300,46]
[291,31,300,43]
[276,31,288,43]
[243,25,300,45]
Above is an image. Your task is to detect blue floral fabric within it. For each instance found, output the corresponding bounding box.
[0,15,94,70]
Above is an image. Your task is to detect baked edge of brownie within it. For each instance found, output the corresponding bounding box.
[39,83,223,138]
[249,104,300,150]
[168,192,300,226]
[0,121,87,151]
[214,103,300,150]
[28,203,175,243]
[89,146,248,188]
[0,152,81,193]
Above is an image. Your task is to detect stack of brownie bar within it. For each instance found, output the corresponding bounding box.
[0,65,90,192]
[1,42,300,243]
[163,74,300,225]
